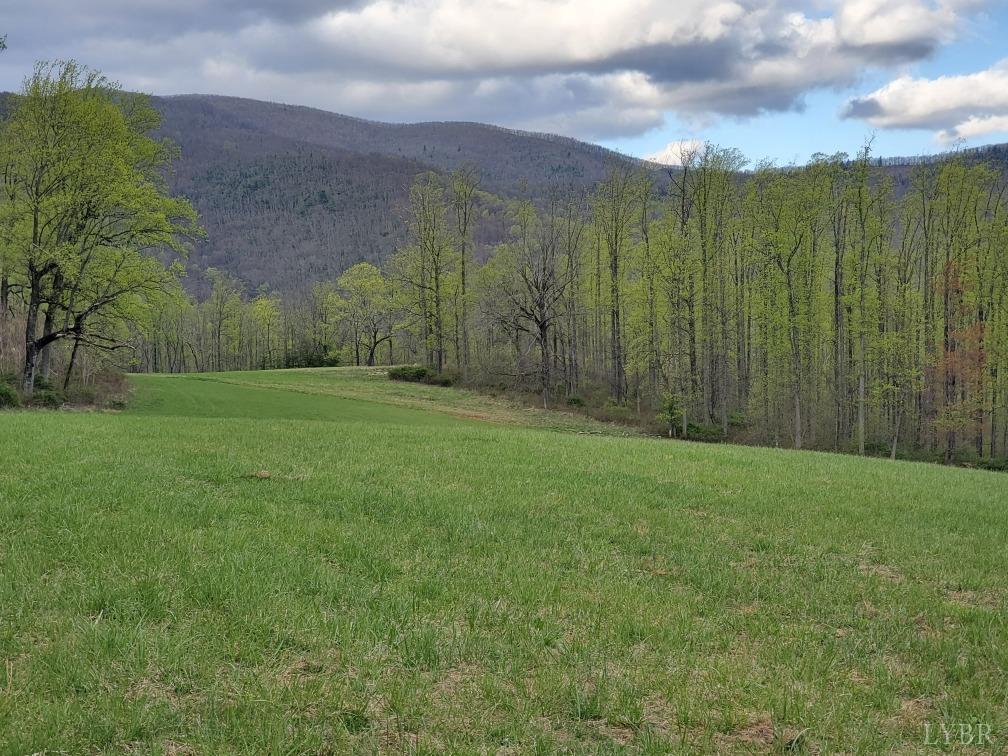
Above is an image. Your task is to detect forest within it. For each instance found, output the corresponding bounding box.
[2,58,1007,466]
[128,145,1008,466]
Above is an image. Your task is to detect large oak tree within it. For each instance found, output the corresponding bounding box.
[0,61,198,395]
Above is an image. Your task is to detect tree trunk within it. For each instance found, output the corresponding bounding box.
[538,323,550,409]
[609,250,625,403]
[857,364,866,455]
[460,242,469,373]
[793,383,803,450]
[64,334,82,391]
[21,275,43,396]
[890,403,902,461]
[38,301,57,383]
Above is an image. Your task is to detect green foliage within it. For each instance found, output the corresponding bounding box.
[425,371,456,387]
[0,383,19,409]
[686,423,725,443]
[0,60,200,394]
[335,262,399,366]
[728,411,749,430]
[389,365,434,382]
[29,387,65,409]
[658,391,682,435]
[388,365,456,387]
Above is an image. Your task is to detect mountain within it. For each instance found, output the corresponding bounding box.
[151,95,650,292]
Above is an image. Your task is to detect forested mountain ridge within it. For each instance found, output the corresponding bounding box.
[149,94,651,292]
[148,95,1008,294]
[8,89,1003,295]
[156,94,642,191]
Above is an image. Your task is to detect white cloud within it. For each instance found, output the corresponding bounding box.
[835,0,964,52]
[939,115,1008,143]
[844,59,1008,143]
[309,0,746,73]
[0,0,989,140]
[646,139,707,166]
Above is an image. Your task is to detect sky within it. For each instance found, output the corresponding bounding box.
[1,1,1007,166]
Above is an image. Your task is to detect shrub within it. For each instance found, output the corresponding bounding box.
[67,385,98,405]
[686,423,724,443]
[388,365,456,387]
[0,371,18,387]
[658,392,683,436]
[978,458,1008,473]
[436,368,461,386]
[600,401,636,423]
[728,411,749,429]
[566,396,585,407]
[425,372,455,387]
[389,365,433,383]
[0,383,19,409]
[30,388,65,409]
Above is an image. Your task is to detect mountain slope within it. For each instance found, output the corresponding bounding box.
[152,95,646,292]
[156,95,641,196]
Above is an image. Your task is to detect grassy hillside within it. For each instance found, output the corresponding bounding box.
[1,369,1005,753]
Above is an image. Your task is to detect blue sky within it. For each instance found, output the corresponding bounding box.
[605,5,1008,165]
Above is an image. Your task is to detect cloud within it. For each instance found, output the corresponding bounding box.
[834,0,970,61]
[844,58,1008,143]
[0,0,987,140]
[646,140,707,166]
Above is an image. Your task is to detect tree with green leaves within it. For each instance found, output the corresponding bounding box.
[335,262,398,366]
[593,167,637,402]
[394,173,455,372]
[450,165,480,373]
[0,61,198,395]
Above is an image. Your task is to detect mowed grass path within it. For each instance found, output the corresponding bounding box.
[1,369,1006,753]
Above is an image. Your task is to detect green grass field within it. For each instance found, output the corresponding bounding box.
[1,368,1005,753]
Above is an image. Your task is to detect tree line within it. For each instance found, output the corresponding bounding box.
[135,144,1008,465]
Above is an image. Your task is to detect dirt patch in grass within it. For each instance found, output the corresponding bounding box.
[946,589,1001,610]
[125,675,182,708]
[639,555,672,577]
[890,696,936,729]
[714,714,776,752]
[849,668,870,685]
[431,663,482,702]
[858,562,904,583]
[585,717,636,745]
[162,742,197,756]
[377,724,421,754]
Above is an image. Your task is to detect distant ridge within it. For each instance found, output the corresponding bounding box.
[867,141,1008,168]
[147,93,658,291]
[162,93,648,167]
